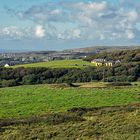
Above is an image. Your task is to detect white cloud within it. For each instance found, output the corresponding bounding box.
[126,30,135,39]
[100,34,105,40]
[4,1,140,41]
[127,10,138,21]
[0,26,25,39]
[35,25,45,38]
[72,29,81,38]
[50,9,62,15]
[0,26,44,40]
[73,1,107,12]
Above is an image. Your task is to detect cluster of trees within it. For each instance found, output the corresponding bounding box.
[0,49,140,88]
[0,61,140,88]
[84,49,140,62]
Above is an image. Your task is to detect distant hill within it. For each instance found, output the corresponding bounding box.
[1,46,140,54]
[64,46,140,53]
[84,48,140,63]
[12,59,95,69]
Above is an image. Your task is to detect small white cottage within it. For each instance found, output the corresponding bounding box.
[4,64,10,67]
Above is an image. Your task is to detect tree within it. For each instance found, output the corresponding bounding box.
[22,74,38,85]
[1,80,17,87]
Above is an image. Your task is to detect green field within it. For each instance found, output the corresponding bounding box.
[12,59,95,68]
[0,83,140,118]
[0,83,140,140]
[0,83,140,139]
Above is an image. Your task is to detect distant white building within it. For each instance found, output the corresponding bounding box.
[4,64,10,67]
[91,59,121,67]
[91,59,106,66]
[115,60,121,64]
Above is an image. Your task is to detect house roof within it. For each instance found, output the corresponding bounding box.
[91,59,121,64]
[91,59,106,63]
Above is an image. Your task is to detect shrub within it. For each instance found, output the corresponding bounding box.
[1,80,17,87]
[108,82,132,86]
[22,74,38,85]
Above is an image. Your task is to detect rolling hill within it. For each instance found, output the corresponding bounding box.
[12,59,95,69]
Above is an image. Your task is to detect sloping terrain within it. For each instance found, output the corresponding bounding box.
[0,104,140,140]
[12,59,95,69]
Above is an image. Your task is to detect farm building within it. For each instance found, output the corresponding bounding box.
[91,59,106,66]
[105,61,113,67]
[91,59,120,67]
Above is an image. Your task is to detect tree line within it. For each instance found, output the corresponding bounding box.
[0,61,140,88]
[84,49,140,62]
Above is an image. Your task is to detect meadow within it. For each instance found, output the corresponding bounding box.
[0,83,140,139]
[12,59,95,68]
[0,83,140,118]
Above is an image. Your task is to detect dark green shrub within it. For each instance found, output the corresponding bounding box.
[22,74,38,85]
[1,80,17,87]
[108,82,132,86]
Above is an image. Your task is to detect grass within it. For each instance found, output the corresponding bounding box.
[1,83,140,139]
[0,104,140,140]
[0,83,140,118]
[11,59,95,68]
[78,82,108,88]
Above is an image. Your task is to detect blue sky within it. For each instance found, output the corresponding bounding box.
[0,0,140,51]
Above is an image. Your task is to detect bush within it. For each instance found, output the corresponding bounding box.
[137,77,140,81]
[22,74,38,85]
[108,82,132,86]
[105,76,136,82]
[0,113,85,127]
[1,80,17,87]
[127,76,136,82]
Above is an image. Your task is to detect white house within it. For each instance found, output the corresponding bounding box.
[91,59,121,67]
[4,64,10,67]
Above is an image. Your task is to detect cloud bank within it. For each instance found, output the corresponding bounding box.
[1,0,140,43]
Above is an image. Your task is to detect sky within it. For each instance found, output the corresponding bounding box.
[0,0,140,51]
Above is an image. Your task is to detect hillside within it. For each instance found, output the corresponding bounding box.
[1,104,140,140]
[85,49,140,62]
[0,83,140,139]
[0,83,140,118]
[12,59,95,69]
[64,46,140,53]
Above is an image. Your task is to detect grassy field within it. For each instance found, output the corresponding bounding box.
[1,83,140,139]
[12,59,95,68]
[0,102,140,139]
[0,104,140,140]
[0,83,140,118]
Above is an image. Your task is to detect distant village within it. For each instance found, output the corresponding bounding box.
[0,50,94,67]
[0,46,127,67]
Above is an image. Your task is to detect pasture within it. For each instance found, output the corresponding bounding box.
[1,83,140,139]
[0,83,140,118]
[12,59,95,68]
